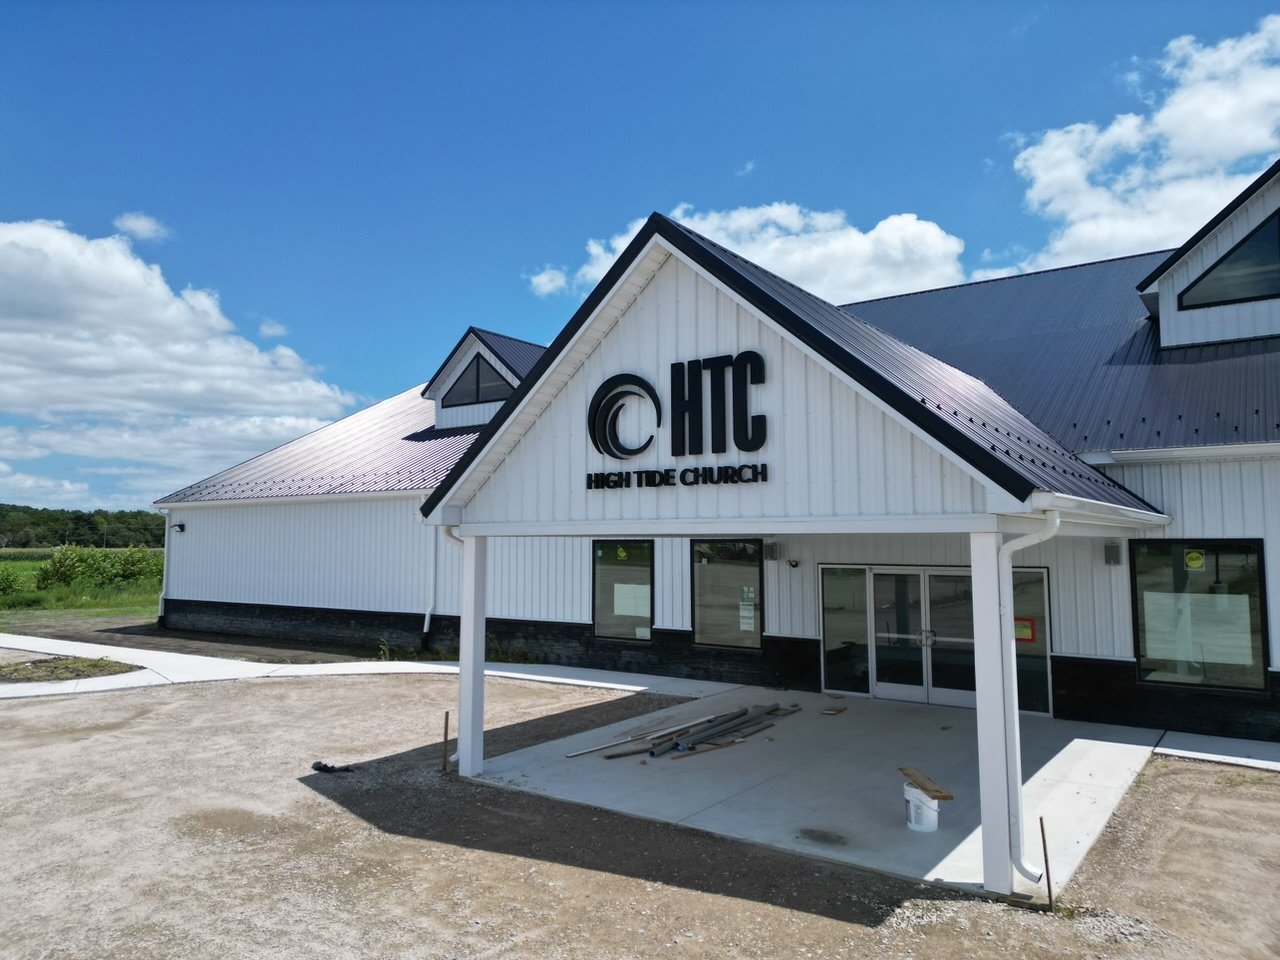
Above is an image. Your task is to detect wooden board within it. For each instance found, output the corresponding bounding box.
[897,766,954,801]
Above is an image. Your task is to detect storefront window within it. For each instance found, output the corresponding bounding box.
[1132,540,1267,690]
[692,540,762,648]
[593,541,653,640]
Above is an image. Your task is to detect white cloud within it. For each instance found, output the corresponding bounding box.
[564,203,966,304]
[112,211,171,241]
[528,267,568,297]
[258,318,288,337]
[0,461,90,505]
[1006,14,1280,272]
[736,160,756,177]
[0,219,355,507]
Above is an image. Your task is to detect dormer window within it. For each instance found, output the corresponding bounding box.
[441,355,514,407]
[1179,208,1280,310]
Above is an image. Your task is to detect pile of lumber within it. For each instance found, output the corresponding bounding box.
[566,703,800,761]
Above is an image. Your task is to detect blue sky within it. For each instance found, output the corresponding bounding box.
[2,1,1279,510]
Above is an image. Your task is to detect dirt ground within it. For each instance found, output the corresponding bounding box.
[2,671,1279,960]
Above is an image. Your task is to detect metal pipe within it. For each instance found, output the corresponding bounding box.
[443,525,465,546]
[997,509,1060,884]
[674,703,777,751]
[650,708,750,757]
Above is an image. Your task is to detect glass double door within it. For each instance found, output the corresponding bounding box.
[822,565,1051,711]
[871,570,976,707]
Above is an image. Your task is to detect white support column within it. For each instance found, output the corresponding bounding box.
[458,535,487,777]
[970,530,1013,895]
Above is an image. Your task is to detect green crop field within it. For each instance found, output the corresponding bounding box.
[0,547,163,613]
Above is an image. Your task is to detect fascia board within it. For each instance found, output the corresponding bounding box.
[1103,442,1280,464]
[153,489,431,509]
[453,513,1004,538]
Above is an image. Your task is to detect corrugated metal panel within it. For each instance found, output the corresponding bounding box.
[464,256,993,526]
[157,385,479,504]
[846,251,1280,456]
[165,497,432,612]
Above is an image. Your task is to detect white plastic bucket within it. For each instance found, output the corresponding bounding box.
[904,783,939,832]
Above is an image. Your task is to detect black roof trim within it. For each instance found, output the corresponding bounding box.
[1137,156,1280,293]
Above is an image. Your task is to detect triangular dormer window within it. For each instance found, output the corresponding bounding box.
[1179,208,1280,310]
[441,355,514,407]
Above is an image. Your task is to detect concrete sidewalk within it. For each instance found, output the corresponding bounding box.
[0,632,739,700]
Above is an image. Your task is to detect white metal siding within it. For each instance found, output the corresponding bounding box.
[462,256,991,526]
[1104,457,1280,665]
[436,400,505,430]
[165,497,432,613]
[433,535,592,623]
[1158,177,1280,346]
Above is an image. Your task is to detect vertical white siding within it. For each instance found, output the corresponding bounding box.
[166,496,432,613]
[462,255,992,527]
[1158,177,1280,346]
[433,535,592,623]
[1104,456,1280,666]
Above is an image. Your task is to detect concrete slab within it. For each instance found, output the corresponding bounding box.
[1157,731,1280,772]
[477,690,1161,899]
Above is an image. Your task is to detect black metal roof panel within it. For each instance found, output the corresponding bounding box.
[423,326,546,395]
[472,328,546,379]
[843,252,1280,453]
[157,385,478,504]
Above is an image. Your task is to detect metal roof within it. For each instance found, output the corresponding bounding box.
[422,214,1158,520]
[157,385,478,504]
[843,252,1280,453]
[472,328,546,379]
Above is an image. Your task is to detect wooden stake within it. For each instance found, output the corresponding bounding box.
[442,710,450,774]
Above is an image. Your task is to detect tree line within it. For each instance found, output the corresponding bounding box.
[0,504,166,549]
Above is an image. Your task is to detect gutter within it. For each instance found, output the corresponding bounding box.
[997,509,1060,884]
[416,495,438,635]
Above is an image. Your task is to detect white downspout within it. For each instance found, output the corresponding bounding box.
[416,496,439,635]
[997,509,1060,884]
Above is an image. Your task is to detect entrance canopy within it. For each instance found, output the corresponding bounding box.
[421,213,1168,898]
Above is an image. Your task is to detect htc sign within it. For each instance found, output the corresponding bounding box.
[585,351,769,491]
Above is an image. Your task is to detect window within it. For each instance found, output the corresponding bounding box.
[1132,540,1267,690]
[441,355,514,407]
[593,541,652,640]
[1179,209,1280,310]
[692,540,762,648]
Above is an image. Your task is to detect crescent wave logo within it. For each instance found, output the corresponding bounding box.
[587,373,663,460]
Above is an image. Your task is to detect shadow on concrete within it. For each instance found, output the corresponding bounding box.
[300,694,968,929]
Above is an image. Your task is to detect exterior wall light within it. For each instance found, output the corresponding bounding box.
[170,523,186,533]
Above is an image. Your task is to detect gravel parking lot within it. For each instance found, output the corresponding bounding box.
[2,672,1278,959]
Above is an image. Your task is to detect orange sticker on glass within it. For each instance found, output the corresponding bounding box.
[1014,617,1036,644]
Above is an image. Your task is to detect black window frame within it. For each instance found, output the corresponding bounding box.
[1129,538,1270,693]
[440,354,515,408]
[591,539,655,642]
[689,538,764,649]
[1178,208,1280,311]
